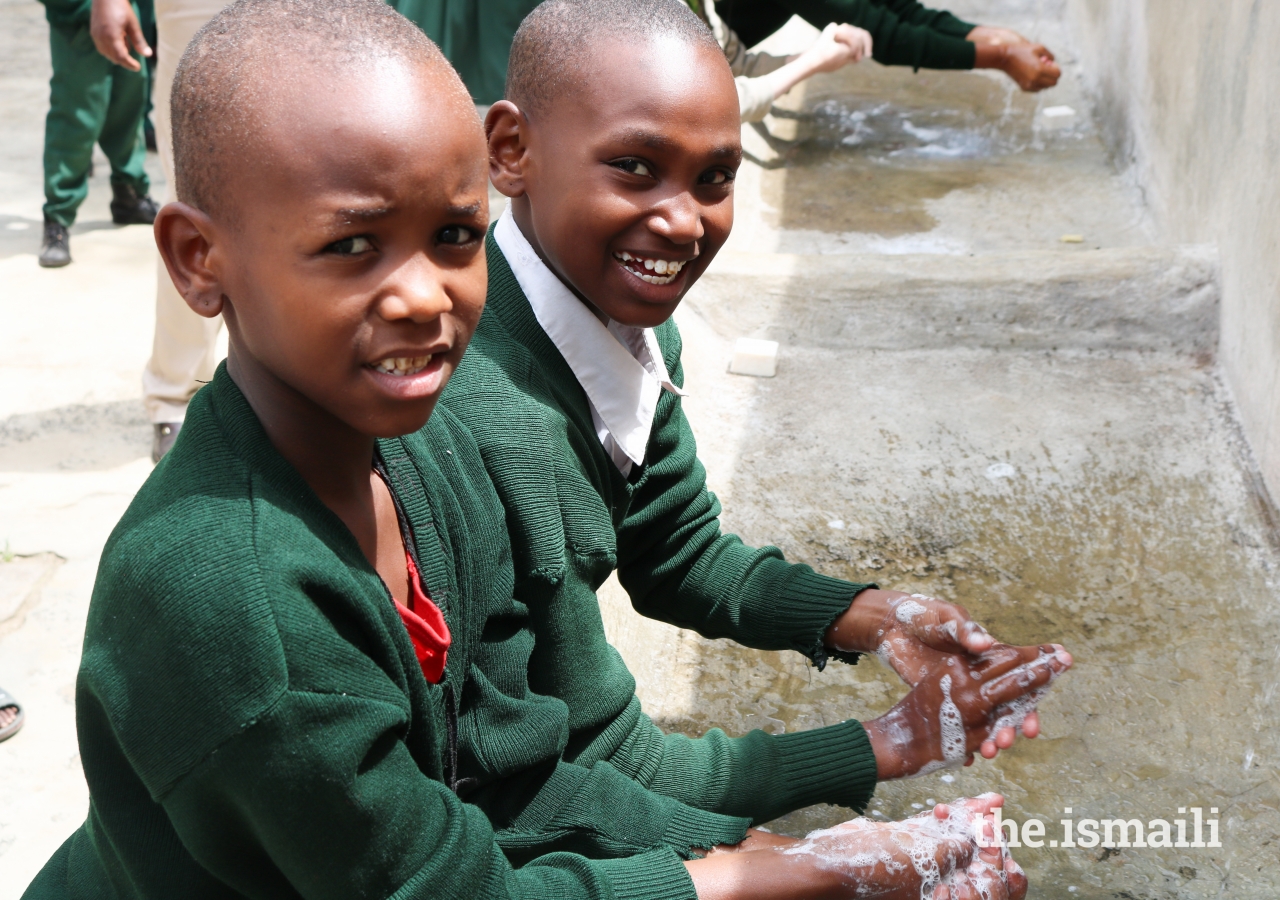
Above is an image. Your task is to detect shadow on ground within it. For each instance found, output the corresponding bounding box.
[0,399,150,471]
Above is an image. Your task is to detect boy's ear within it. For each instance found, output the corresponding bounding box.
[154,202,227,319]
[486,101,530,200]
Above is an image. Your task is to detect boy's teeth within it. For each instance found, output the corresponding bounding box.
[613,252,686,285]
[371,354,433,376]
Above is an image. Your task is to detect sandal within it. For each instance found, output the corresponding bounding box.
[0,687,23,743]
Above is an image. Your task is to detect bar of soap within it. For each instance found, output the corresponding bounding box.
[729,338,779,377]
[1042,105,1076,118]
[1060,234,1085,243]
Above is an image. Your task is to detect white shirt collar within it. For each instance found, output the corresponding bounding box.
[493,207,685,475]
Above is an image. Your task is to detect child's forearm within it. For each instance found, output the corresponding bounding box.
[685,851,833,900]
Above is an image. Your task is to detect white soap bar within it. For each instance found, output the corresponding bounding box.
[1042,105,1076,118]
[729,338,779,377]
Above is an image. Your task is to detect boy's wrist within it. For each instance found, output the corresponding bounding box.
[862,718,905,781]
[823,587,896,653]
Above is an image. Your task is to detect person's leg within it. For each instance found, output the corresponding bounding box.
[41,22,112,265]
[142,0,229,454]
[98,22,156,225]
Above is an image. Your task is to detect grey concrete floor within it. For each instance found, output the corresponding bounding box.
[2,0,1278,898]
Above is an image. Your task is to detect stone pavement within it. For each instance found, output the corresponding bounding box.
[2,0,1278,898]
[0,0,185,890]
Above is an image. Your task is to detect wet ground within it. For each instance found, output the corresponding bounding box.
[602,5,1280,899]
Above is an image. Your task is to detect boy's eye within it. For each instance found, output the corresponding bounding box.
[439,225,476,245]
[327,235,374,255]
[612,159,653,177]
[700,169,734,185]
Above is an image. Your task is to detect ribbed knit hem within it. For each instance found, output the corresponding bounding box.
[661,804,750,858]
[778,568,875,671]
[597,849,698,900]
[755,719,879,819]
[732,716,880,824]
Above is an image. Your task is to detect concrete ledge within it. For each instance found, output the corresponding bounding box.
[689,244,1219,355]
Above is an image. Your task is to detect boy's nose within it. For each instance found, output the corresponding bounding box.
[380,253,454,321]
[647,195,705,245]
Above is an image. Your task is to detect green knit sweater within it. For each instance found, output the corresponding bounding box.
[440,236,880,826]
[23,367,751,900]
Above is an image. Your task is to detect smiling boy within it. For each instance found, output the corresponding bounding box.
[441,0,1071,825]
[20,1,1037,897]
[19,0,747,895]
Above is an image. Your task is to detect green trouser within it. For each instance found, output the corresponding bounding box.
[392,0,538,104]
[42,18,149,227]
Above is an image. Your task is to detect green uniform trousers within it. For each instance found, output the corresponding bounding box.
[392,0,538,105]
[42,19,149,226]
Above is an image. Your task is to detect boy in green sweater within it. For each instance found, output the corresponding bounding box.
[442,0,1072,827]
[23,0,1031,896]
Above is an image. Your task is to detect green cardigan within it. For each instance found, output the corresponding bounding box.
[440,235,880,826]
[23,367,750,900]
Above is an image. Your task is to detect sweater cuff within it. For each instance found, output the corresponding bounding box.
[662,804,750,858]
[597,849,698,900]
[765,719,879,817]
[933,12,978,38]
[778,568,876,671]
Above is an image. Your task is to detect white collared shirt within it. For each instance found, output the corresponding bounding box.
[493,208,686,477]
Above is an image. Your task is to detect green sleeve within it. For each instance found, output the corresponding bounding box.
[594,700,880,824]
[162,688,700,900]
[874,0,975,36]
[723,0,977,70]
[616,323,871,670]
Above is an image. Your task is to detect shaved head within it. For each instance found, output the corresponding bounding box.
[171,0,471,220]
[505,0,722,116]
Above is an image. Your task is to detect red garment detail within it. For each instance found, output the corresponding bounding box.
[395,551,450,684]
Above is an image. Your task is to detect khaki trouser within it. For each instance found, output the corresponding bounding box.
[141,0,230,424]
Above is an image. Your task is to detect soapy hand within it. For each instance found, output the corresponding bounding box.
[863,642,1071,779]
[686,796,1027,900]
[784,795,1024,900]
[826,590,1069,758]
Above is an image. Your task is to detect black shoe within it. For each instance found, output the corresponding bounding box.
[110,183,160,225]
[38,218,71,268]
[152,422,182,462]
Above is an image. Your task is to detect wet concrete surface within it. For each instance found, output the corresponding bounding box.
[601,5,1280,898]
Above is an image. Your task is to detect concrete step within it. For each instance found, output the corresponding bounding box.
[690,244,1218,356]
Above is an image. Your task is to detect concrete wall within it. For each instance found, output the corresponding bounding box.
[1066,0,1280,499]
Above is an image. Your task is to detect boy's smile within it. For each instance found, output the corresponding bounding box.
[489,36,741,328]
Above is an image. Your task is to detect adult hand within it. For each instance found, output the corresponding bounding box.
[90,0,152,72]
[864,642,1071,779]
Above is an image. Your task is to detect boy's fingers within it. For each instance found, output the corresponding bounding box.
[995,726,1016,749]
[976,643,1069,681]
[1004,856,1029,899]
[1020,710,1041,738]
[980,739,998,759]
[979,657,1058,707]
[934,836,975,880]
